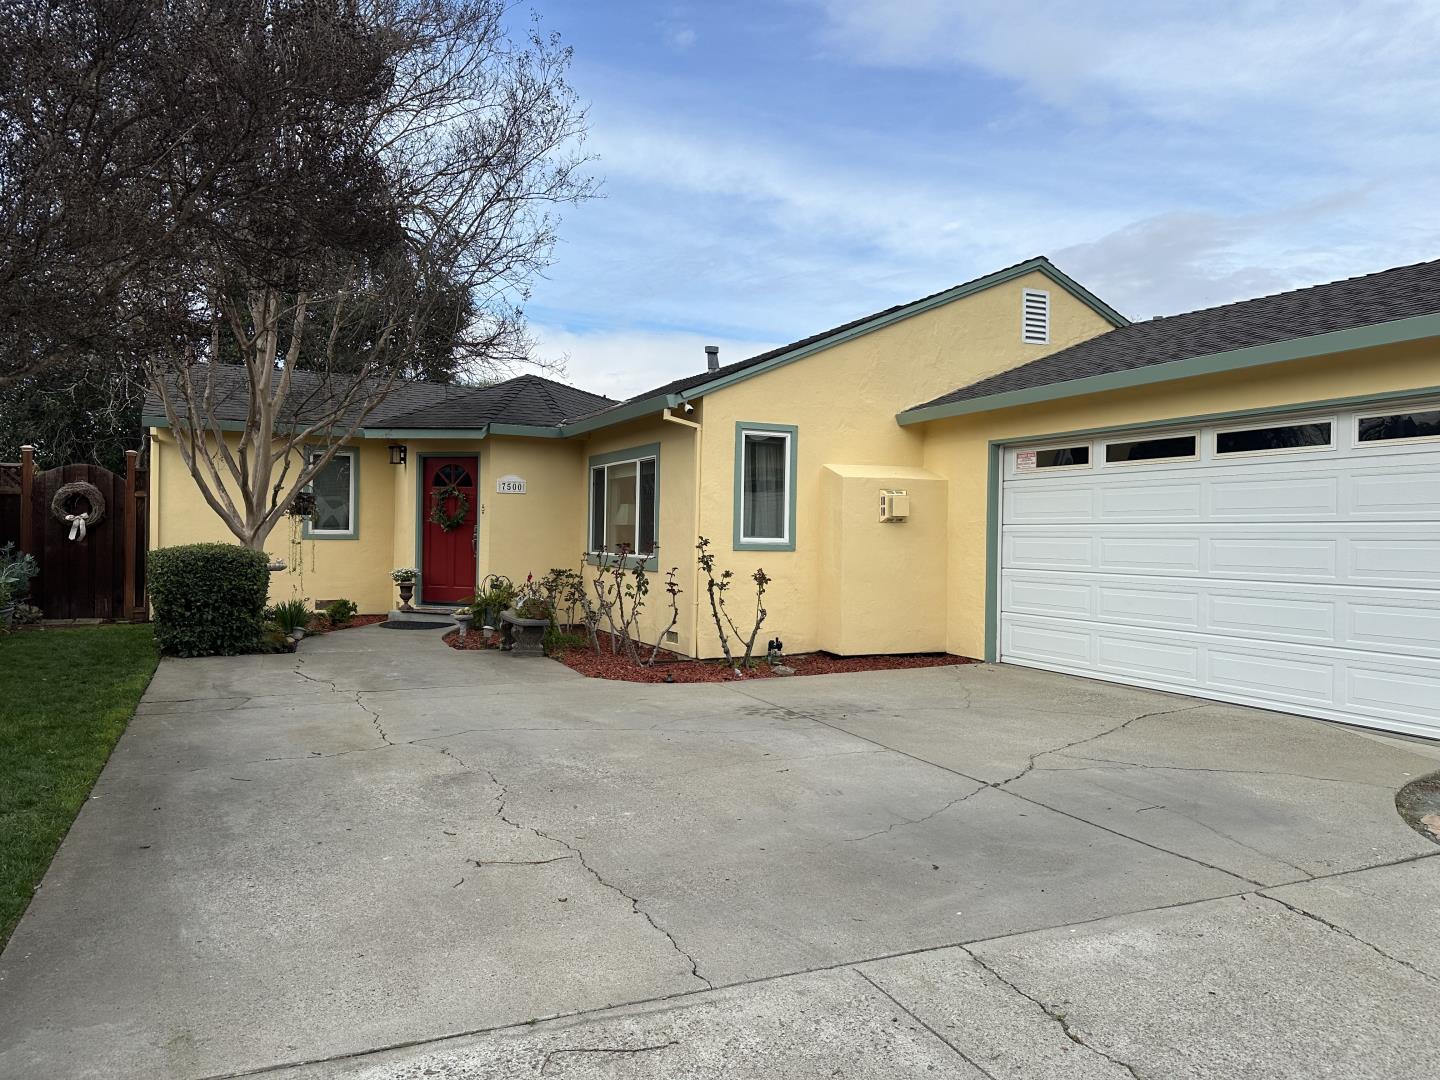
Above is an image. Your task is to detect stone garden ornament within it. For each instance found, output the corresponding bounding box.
[52,481,106,541]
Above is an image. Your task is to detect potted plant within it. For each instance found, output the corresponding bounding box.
[270,598,311,641]
[500,574,551,655]
[0,580,13,632]
[391,567,419,611]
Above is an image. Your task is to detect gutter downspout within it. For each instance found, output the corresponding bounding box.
[661,407,703,657]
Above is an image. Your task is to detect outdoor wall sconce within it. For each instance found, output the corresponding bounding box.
[388,443,408,466]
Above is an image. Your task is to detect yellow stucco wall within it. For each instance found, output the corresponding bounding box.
[148,430,399,613]
[817,465,948,655]
[692,270,1114,656]
[920,336,1440,660]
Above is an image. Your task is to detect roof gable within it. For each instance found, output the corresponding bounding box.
[560,256,1127,433]
[900,258,1440,423]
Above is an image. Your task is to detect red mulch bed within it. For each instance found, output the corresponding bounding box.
[309,614,388,634]
[441,625,974,681]
[443,628,502,651]
[560,647,975,683]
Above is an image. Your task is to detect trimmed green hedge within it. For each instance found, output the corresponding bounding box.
[147,544,270,657]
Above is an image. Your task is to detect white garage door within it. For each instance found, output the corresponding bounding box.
[999,399,1440,739]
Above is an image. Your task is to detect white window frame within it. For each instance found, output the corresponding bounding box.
[1101,431,1200,468]
[305,448,358,539]
[1354,406,1440,448]
[588,453,657,558]
[738,427,794,546]
[1015,442,1094,474]
[1212,416,1337,459]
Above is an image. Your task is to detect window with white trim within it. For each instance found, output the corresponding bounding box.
[307,449,356,535]
[1022,288,1050,344]
[1216,421,1332,455]
[739,428,793,544]
[1104,434,1197,464]
[1357,408,1440,444]
[589,454,656,555]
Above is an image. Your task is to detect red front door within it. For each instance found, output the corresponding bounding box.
[421,456,478,604]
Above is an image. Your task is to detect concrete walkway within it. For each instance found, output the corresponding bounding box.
[1,625,1437,1079]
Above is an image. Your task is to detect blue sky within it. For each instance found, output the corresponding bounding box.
[519,1,1440,399]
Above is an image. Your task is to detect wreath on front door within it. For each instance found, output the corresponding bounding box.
[428,482,471,532]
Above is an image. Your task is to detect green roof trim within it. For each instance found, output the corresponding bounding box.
[895,311,1440,426]
[560,394,683,436]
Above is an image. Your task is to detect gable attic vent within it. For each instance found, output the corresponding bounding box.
[1022,288,1050,344]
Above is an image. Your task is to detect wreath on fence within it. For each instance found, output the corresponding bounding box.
[428,482,471,532]
[51,481,107,541]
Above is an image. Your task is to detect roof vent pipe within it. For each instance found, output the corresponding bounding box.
[705,345,720,372]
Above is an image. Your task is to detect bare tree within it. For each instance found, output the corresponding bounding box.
[2,0,591,549]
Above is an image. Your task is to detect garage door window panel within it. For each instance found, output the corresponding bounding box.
[1357,408,1440,445]
[1034,445,1091,469]
[1104,434,1197,465]
[1215,421,1333,456]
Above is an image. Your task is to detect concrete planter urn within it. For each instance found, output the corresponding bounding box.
[454,611,474,640]
[499,608,548,656]
[396,582,415,611]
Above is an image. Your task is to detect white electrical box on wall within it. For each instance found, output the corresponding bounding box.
[879,489,910,522]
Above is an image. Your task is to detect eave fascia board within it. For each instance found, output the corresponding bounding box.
[559,394,682,436]
[363,426,491,439]
[895,311,1440,426]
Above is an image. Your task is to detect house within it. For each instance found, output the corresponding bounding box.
[145,256,1440,739]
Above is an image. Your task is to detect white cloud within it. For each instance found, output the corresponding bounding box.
[810,1,1440,135]
[530,325,778,401]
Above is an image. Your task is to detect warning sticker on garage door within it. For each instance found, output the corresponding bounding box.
[1015,449,1037,471]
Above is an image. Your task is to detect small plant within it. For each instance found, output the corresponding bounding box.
[512,573,553,621]
[697,536,772,675]
[391,567,419,584]
[0,542,39,598]
[324,598,358,626]
[588,546,652,663]
[542,627,587,655]
[469,576,517,625]
[270,598,311,634]
[0,580,11,631]
[648,567,683,665]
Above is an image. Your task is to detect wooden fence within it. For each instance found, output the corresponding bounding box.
[0,448,148,620]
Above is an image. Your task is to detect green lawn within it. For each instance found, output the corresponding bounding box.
[0,624,158,948]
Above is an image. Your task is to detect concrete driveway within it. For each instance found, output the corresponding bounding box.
[2,626,1437,1080]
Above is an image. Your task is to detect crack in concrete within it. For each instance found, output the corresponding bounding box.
[994,703,1210,789]
[1045,753,1397,789]
[530,820,714,990]
[192,850,1440,1080]
[538,1039,679,1075]
[413,728,715,993]
[843,786,985,843]
[1257,893,1439,985]
[471,856,575,868]
[960,946,1145,1080]
[1078,778,1317,881]
[854,969,1000,1080]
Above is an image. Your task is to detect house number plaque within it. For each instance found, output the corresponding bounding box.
[496,475,527,494]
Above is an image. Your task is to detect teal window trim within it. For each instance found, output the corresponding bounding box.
[733,422,798,552]
[302,445,360,541]
[586,442,660,571]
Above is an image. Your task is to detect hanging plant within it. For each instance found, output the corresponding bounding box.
[429,482,471,531]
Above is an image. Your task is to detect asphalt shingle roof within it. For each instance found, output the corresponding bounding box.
[908,258,1440,414]
[144,369,614,431]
